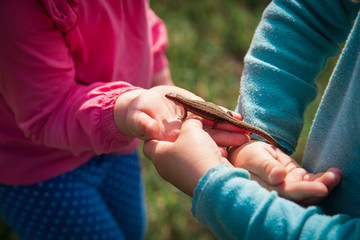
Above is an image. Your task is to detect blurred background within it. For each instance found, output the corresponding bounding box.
[0,0,339,239]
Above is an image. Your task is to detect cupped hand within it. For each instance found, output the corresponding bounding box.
[228,141,342,206]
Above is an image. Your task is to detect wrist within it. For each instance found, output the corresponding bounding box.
[151,67,174,87]
[113,89,147,134]
[189,159,233,196]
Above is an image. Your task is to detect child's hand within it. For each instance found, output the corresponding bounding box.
[143,118,249,196]
[228,141,342,206]
[114,85,199,141]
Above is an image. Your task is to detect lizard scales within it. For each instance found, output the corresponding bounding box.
[165,92,282,149]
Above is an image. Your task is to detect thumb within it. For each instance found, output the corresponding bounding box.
[143,139,160,161]
[128,111,160,140]
[143,139,172,163]
[143,139,177,183]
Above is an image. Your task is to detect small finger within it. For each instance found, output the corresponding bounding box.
[143,139,161,161]
[203,120,250,133]
[206,129,250,147]
[252,174,329,205]
[304,168,342,192]
[129,111,160,140]
[216,107,243,121]
[282,181,328,205]
[143,139,173,164]
[219,147,228,158]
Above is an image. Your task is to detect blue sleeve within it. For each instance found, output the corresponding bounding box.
[237,0,359,153]
[192,165,359,240]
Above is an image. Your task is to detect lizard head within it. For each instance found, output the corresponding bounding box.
[165,92,183,105]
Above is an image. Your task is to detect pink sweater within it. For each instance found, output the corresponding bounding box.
[0,0,168,185]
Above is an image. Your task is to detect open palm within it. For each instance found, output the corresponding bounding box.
[228,141,342,206]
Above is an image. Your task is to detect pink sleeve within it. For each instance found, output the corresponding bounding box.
[148,8,169,74]
[0,1,138,155]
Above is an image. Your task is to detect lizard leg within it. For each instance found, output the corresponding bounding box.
[211,120,218,129]
[226,110,233,117]
[180,108,188,121]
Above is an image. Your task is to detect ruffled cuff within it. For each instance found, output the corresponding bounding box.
[40,0,79,33]
[100,86,141,153]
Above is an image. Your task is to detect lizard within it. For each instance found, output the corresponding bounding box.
[165,92,283,150]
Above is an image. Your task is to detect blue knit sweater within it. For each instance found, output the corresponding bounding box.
[192,0,360,239]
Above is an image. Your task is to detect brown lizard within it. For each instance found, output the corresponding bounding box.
[165,92,283,149]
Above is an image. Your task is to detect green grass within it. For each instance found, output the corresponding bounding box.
[0,1,339,239]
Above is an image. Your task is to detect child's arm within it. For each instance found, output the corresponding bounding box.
[230,0,358,204]
[192,164,357,240]
[0,1,178,156]
[238,0,359,153]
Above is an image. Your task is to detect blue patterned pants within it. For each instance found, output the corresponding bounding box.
[0,152,146,240]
